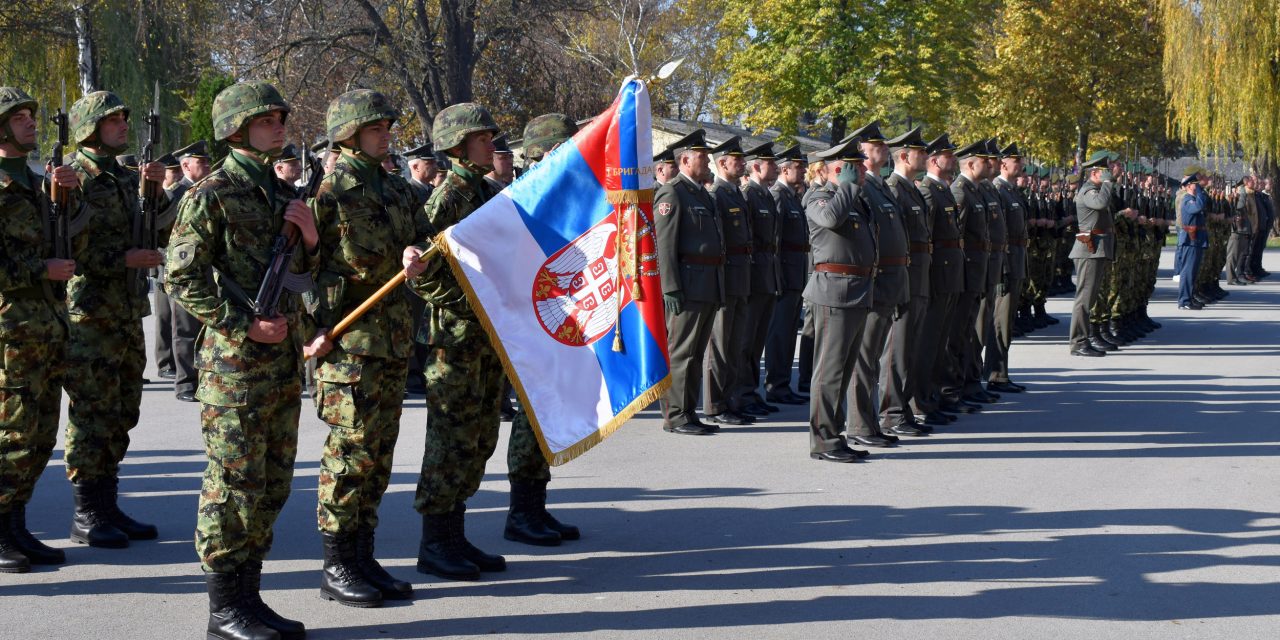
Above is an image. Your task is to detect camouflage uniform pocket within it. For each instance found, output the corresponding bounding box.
[195,371,250,408]
[0,368,28,424]
[316,359,362,428]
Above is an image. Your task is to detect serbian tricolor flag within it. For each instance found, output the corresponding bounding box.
[437,78,670,465]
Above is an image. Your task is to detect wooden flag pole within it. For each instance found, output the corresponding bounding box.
[308,243,440,359]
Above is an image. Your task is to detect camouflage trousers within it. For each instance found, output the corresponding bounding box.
[315,351,407,534]
[509,409,551,484]
[63,316,145,483]
[0,340,64,513]
[195,368,301,573]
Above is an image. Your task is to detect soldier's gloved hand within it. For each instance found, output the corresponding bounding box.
[1100,170,1114,182]
[248,315,289,344]
[663,292,684,315]
[304,329,334,360]
[284,199,319,250]
[44,259,76,281]
[403,245,431,278]
[125,248,164,268]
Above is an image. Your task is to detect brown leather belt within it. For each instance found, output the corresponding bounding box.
[879,256,910,267]
[815,262,873,277]
[756,243,777,254]
[1009,238,1028,247]
[1090,228,1107,235]
[726,245,753,255]
[681,255,725,266]
[909,241,932,254]
[934,239,963,249]
[781,242,811,253]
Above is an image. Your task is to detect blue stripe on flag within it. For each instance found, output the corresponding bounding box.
[618,82,639,191]
[505,145,610,258]
[589,301,667,414]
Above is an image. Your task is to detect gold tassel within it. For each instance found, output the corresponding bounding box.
[612,205,626,353]
[629,203,643,301]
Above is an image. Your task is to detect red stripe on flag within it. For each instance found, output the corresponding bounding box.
[572,95,621,189]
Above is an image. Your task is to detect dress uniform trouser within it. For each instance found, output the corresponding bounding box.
[971,255,1003,394]
[1070,258,1110,349]
[947,291,981,401]
[703,294,749,416]
[155,286,174,372]
[63,317,146,483]
[736,292,776,407]
[763,290,804,398]
[1226,232,1251,281]
[986,277,1022,383]
[848,305,893,438]
[809,304,868,454]
[797,304,815,389]
[919,292,958,413]
[880,294,928,429]
[661,301,716,428]
[1177,246,1204,307]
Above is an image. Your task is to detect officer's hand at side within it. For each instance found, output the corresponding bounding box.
[403,246,430,278]
[304,329,334,359]
[125,248,164,268]
[50,165,80,189]
[140,161,166,184]
[248,316,289,344]
[663,292,684,315]
[284,200,319,250]
[45,259,76,281]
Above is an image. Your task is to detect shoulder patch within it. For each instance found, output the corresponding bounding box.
[169,241,197,270]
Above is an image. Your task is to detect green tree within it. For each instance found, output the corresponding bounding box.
[184,71,236,161]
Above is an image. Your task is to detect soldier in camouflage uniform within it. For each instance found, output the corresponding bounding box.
[404,103,510,581]
[166,81,322,640]
[62,90,167,549]
[0,87,82,573]
[307,90,426,607]
[501,113,582,548]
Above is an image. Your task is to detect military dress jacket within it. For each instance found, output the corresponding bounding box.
[1179,189,1209,248]
[862,173,909,308]
[68,150,167,322]
[711,177,753,298]
[165,151,320,381]
[886,171,931,298]
[993,176,1028,281]
[770,180,809,292]
[1070,180,1117,259]
[951,174,989,292]
[742,178,781,295]
[312,157,431,360]
[802,181,877,309]
[919,175,964,296]
[654,172,725,305]
[0,165,80,342]
[979,180,1008,283]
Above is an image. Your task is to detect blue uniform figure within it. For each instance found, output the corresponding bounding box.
[1177,177,1209,309]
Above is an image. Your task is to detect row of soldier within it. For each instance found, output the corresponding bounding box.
[0,83,593,640]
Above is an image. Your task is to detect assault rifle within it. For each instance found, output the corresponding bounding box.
[48,80,71,259]
[130,81,162,296]
[251,141,320,318]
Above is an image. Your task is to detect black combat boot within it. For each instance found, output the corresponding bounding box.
[504,481,562,547]
[454,503,506,572]
[1089,324,1118,352]
[355,528,412,600]
[1104,320,1129,345]
[207,570,280,640]
[1015,307,1036,334]
[319,533,383,608]
[1034,302,1059,326]
[1142,306,1162,330]
[239,561,306,639]
[69,480,128,548]
[8,503,65,565]
[536,483,580,541]
[416,513,480,581]
[0,512,32,573]
[103,476,158,540]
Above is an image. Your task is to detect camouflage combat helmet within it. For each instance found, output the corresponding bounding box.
[69,91,129,145]
[432,103,499,153]
[211,81,290,142]
[0,87,38,149]
[522,113,576,161]
[326,89,398,144]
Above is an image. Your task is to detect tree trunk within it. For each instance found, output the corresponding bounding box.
[74,3,98,94]
[1075,126,1089,169]
[831,115,847,145]
[440,0,476,105]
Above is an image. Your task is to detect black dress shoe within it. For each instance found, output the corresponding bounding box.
[987,381,1022,394]
[760,403,780,413]
[1072,344,1105,357]
[887,423,925,437]
[940,401,978,414]
[176,390,197,402]
[851,435,894,448]
[663,423,715,435]
[707,413,752,426]
[796,382,810,393]
[810,448,861,463]
[739,404,769,417]
[922,411,951,426]
[768,393,807,405]
[157,368,176,379]
[963,392,997,405]
[1089,337,1118,352]
[912,421,935,433]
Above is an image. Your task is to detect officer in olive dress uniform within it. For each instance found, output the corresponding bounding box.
[654,130,722,435]
[804,137,876,463]
[916,134,966,425]
[945,141,991,414]
[987,142,1029,393]
[763,145,810,405]
[736,141,782,415]
[969,139,1005,404]
[1069,155,1116,356]
[703,136,758,426]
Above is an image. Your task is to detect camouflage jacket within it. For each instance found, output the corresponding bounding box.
[312,154,432,359]
[0,164,79,342]
[67,149,164,321]
[409,162,497,348]
[164,150,319,379]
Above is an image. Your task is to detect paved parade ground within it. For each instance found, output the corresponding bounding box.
[3,248,1279,640]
